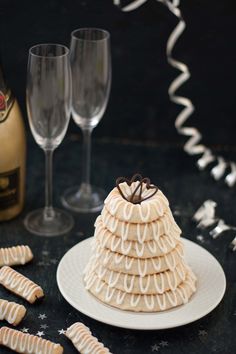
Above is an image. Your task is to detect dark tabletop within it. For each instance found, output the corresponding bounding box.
[0,134,235,354]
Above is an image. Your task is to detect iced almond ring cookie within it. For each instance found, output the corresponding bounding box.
[0,266,44,304]
[85,259,187,295]
[95,217,179,258]
[88,241,184,276]
[0,299,26,326]
[0,246,33,267]
[0,327,63,354]
[104,181,169,223]
[85,271,196,312]
[66,322,111,354]
[101,208,181,243]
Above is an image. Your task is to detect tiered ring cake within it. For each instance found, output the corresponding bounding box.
[84,175,197,312]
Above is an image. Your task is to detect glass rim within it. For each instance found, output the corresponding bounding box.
[71,28,110,42]
[29,43,70,59]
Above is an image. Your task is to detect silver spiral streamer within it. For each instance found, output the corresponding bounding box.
[114,0,236,187]
[193,200,236,251]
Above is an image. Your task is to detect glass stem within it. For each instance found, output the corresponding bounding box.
[44,149,54,219]
[81,127,93,195]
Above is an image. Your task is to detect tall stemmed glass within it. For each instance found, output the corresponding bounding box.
[24,44,74,236]
[62,28,111,213]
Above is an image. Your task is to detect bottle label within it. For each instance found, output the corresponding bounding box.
[0,168,19,210]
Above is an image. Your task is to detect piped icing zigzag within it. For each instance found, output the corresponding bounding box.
[0,266,44,304]
[0,246,33,267]
[85,259,187,294]
[0,299,26,326]
[0,327,63,354]
[84,177,197,312]
[101,207,181,242]
[95,215,180,258]
[86,270,196,312]
[66,322,111,354]
[90,241,185,275]
[105,181,169,223]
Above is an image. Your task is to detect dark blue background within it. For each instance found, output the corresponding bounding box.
[0,0,235,147]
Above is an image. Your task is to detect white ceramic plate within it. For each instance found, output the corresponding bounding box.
[57,237,226,330]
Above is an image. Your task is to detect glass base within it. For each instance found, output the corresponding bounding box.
[61,184,106,213]
[24,208,74,237]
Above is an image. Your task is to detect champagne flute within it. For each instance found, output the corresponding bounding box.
[62,28,111,213]
[24,43,74,236]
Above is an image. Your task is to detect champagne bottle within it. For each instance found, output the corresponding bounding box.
[0,62,26,221]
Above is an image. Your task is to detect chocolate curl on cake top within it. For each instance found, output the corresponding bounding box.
[116,174,158,204]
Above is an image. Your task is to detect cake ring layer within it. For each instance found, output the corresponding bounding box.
[101,208,181,243]
[91,241,184,276]
[95,216,179,258]
[85,258,188,295]
[85,270,197,312]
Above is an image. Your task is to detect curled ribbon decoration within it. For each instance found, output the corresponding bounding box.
[193,200,236,251]
[114,0,236,187]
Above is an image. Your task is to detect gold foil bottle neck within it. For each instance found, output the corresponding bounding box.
[0,90,14,123]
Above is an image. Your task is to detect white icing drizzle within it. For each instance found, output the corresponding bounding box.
[0,327,62,354]
[0,300,24,325]
[139,275,150,293]
[166,290,178,307]
[144,294,154,310]
[138,259,147,277]
[124,274,135,292]
[130,294,141,307]
[156,291,167,310]
[121,222,130,241]
[105,287,115,302]
[151,257,162,272]
[0,266,43,302]
[95,278,104,293]
[138,223,147,243]
[84,270,196,311]
[85,181,197,313]
[123,203,134,221]
[108,271,120,288]
[95,216,179,258]
[115,253,124,265]
[66,322,111,354]
[104,183,170,223]
[101,208,181,243]
[0,246,33,266]
[84,273,97,290]
[125,256,134,270]
[94,240,184,277]
[103,251,112,266]
[153,273,163,293]
[164,251,176,271]
[116,290,126,305]
[86,259,187,295]
[135,243,145,257]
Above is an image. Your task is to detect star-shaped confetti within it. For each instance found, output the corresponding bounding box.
[198,330,207,336]
[38,314,47,320]
[42,251,49,256]
[196,235,204,243]
[21,327,29,333]
[159,341,168,347]
[40,324,49,330]
[36,331,45,337]
[58,329,66,335]
[50,259,58,265]
[151,344,160,352]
